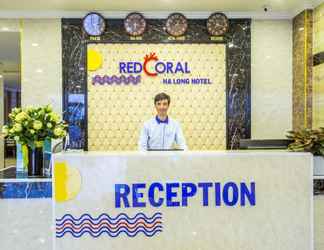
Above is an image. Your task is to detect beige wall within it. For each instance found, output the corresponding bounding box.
[313,4,324,250]
[21,19,62,114]
[0,18,62,114]
[315,196,324,250]
[0,18,62,165]
[251,20,293,139]
[313,3,324,128]
[313,3,324,55]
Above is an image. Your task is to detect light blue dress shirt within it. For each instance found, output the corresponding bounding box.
[138,116,188,150]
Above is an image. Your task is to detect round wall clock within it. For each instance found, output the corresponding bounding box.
[124,12,146,36]
[165,13,188,37]
[83,12,106,36]
[206,12,229,36]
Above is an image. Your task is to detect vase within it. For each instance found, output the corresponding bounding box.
[27,141,44,177]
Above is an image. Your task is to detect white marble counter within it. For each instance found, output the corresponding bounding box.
[0,151,316,250]
[52,151,313,250]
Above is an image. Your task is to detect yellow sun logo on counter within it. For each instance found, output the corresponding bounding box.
[87,49,103,71]
[54,162,82,202]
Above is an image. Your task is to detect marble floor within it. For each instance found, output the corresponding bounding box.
[0,166,16,178]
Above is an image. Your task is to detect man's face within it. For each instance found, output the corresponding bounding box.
[155,99,169,116]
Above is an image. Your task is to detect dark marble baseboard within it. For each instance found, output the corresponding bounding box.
[314,179,324,195]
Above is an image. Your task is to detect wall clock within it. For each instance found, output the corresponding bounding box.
[83,12,106,36]
[206,12,229,36]
[165,13,188,37]
[124,12,146,36]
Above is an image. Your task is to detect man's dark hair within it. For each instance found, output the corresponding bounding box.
[154,92,170,105]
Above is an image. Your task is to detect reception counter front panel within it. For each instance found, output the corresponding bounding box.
[53,151,313,250]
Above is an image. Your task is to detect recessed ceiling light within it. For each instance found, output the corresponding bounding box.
[32,43,39,47]
[0,75,3,78]
[1,27,9,31]
[36,69,43,73]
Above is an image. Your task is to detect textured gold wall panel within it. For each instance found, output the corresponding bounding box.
[87,44,226,151]
[293,10,313,130]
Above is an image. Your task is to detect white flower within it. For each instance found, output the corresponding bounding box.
[25,106,33,113]
[33,120,43,130]
[12,107,21,114]
[13,123,22,132]
[47,123,52,129]
[15,112,28,122]
[49,112,60,123]
[30,129,35,134]
[54,127,63,137]
[45,105,52,112]
[14,136,20,141]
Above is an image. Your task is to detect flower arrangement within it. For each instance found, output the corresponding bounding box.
[1,105,67,148]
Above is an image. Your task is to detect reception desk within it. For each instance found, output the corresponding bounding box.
[0,151,314,250]
[53,151,313,250]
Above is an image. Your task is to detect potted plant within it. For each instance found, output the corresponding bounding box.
[286,128,324,175]
[1,105,67,177]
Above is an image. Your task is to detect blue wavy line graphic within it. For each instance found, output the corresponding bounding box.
[56,227,163,238]
[56,216,162,227]
[56,224,163,235]
[56,212,163,238]
[56,212,162,227]
[92,75,141,85]
[57,212,162,222]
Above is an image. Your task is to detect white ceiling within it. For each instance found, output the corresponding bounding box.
[0,0,322,18]
[0,0,319,12]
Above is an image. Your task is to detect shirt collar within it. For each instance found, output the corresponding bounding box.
[155,115,169,124]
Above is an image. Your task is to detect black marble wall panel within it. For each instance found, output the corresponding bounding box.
[62,18,251,150]
[225,19,251,149]
[62,20,87,149]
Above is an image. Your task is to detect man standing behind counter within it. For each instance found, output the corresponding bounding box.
[138,93,187,151]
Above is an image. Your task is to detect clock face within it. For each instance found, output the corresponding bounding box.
[207,13,229,36]
[165,13,188,37]
[124,12,146,36]
[83,12,106,36]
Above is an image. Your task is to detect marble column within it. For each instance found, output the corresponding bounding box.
[292,10,313,130]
